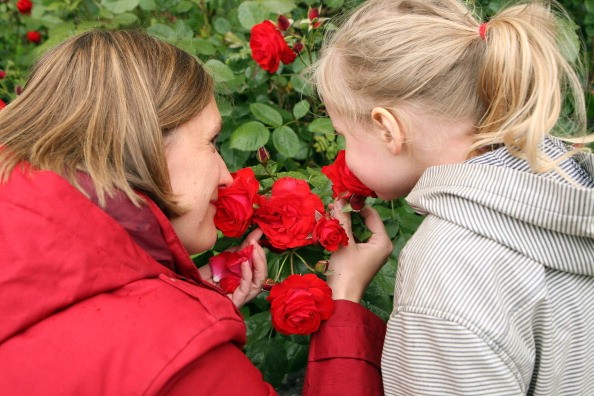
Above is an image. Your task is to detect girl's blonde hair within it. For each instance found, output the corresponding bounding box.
[0,29,213,215]
[313,0,588,173]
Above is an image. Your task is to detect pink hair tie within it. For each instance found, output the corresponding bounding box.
[479,22,488,40]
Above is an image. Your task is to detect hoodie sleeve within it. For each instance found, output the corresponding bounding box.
[303,300,386,396]
[382,310,524,396]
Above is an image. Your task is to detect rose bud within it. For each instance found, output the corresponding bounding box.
[15,86,23,95]
[256,146,270,165]
[308,7,320,20]
[261,277,276,291]
[314,260,329,274]
[16,0,33,15]
[277,15,291,31]
[26,31,42,44]
[293,41,304,54]
[349,195,366,211]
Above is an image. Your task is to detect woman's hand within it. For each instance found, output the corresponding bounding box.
[199,228,268,309]
[326,199,393,303]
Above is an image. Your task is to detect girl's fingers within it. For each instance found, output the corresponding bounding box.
[332,199,354,240]
[359,206,388,238]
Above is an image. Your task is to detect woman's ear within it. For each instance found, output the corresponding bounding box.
[371,107,403,155]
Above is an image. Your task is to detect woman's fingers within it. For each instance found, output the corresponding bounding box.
[251,243,268,286]
[230,261,253,307]
[243,228,264,246]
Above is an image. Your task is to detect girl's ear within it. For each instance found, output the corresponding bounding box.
[371,107,403,155]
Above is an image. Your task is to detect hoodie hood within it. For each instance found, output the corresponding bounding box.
[0,166,207,344]
[406,138,594,276]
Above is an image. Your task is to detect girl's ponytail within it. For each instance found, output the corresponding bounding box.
[475,2,587,172]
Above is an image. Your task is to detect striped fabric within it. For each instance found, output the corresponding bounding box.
[382,138,594,395]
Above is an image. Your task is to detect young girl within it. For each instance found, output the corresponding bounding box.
[313,0,594,394]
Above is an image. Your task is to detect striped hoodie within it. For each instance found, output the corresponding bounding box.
[382,138,594,395]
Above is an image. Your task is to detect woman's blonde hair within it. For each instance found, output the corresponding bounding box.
[0,29,213,215]
[312,0,589,173]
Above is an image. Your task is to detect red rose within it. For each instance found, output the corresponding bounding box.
[26,31,41,44]
[250,20,296,73]
[312,217,349,252]
[214,168,262,238]
[267,274,334,335]
[322,150,377,199]
[0,99,6,110]
[254,177,324,250]
[208,245,254,293]
[0,70,5,79]
[16,0,32,15]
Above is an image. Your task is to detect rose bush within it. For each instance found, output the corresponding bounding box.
[1,0,590,388]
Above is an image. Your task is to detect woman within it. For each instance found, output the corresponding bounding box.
[0,30,388,395]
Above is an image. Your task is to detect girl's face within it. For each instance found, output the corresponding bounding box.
[164,98,233,255]
[327,106,422,200]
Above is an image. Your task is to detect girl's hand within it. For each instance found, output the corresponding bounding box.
[199,228,268,309]
[326,199,393,303]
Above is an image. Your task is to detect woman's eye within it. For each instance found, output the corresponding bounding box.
[211,136,220,151]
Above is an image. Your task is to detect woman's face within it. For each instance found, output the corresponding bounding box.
[165,97,233,255]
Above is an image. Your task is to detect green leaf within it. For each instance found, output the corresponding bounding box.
[289,74,313,95]
[293,100,310,120]
[205,59,235,83]
[146,24,176,42]
[101,0,140,14]
[230,121,270,151]
[113,12,138,25]
[213,17,232,34]
[245,311,273,343]
[259,0,297,14]
[308,118,334,134]
[246,338,288,386]
[238,1,267,30]
[139,0,156,11]
[174,20,194,39]
[194,38,217,56]
[324,0,344,8]
[284,339,309,372]
[250,103,283,127]
[273,126,300,158]
[175,0,193,13]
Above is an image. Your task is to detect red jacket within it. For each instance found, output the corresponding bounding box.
[0,166,385,395]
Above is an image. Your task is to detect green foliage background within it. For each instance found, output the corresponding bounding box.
[2,0,592,389]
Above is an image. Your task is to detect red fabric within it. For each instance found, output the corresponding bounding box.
[0,166,259,395]
[303,300,387,395]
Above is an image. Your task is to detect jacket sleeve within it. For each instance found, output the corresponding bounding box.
[382,310,524,395]
[159,342,277,396]
[303,300,387,396]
